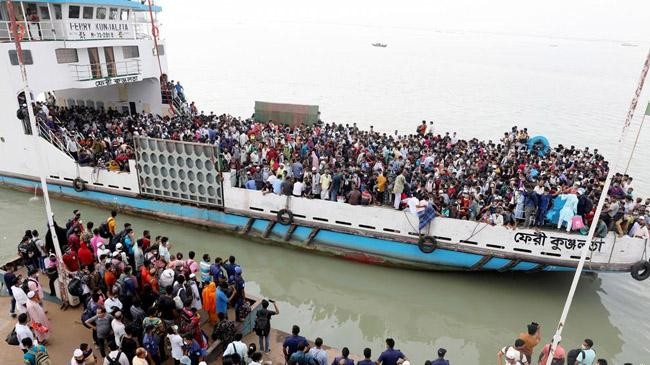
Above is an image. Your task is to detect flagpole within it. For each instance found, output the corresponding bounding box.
[7,0,68,306]
[544,48,650,365]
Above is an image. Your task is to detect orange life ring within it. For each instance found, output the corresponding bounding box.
[151,26,159,38]
[14,23,26,41]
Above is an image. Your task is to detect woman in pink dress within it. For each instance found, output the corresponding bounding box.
[26,291,50,343]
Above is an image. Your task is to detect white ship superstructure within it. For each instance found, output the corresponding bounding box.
[0,0,164,192]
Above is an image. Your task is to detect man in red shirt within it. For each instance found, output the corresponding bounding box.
[62,249,79,272]
[67,227,81,253]
[77,242,94,267]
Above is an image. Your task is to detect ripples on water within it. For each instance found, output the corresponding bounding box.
[0,190,646,363]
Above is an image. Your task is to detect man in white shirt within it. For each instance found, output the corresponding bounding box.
[15,313,36,351]
[111,311,126,347]
[104,290,123,313]
[292,178,304,197]
[167,325,184,363]
[223,333,248,362]
[630,218,649,239]
[497,339,529,365]
[103,341,129,365]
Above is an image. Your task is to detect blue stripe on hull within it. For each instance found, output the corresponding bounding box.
[271,223,290,237]
[314,230,483,268]
[0,175,582,272]
[482,258,511,270]
[292,227,312,241]
[251,219,271,232]
[511,262,539,271]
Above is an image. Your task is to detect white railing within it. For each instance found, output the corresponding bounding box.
[37,119,77,160]
[70,59,141,81]
[0,19,155,42]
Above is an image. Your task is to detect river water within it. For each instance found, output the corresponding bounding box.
[0,189,648,363]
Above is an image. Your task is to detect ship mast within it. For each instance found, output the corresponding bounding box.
[545,49,650,365]
[6,0,68,305]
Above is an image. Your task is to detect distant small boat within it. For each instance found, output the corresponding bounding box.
[372,43,387,48]
[621,42,638,47]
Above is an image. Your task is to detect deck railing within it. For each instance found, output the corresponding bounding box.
[0,19,156,42]
[70,59,141,81]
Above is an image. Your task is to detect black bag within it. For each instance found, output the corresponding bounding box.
[566,349,585,365]
[5,328,19,346]
[106,351,123,365]
[98,223,111,238]
[67,278,84,297]
[254,312,269,336]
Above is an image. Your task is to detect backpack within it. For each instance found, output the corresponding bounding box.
[106,351,123,365]
[98,223,110,238]
[22,278,38,295]
[173,287,186,309]
[28,346,52,365]
[566,349,586,365]
[67,278,84,297]
[254,311,269,336]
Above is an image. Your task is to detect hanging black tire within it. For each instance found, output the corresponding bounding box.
[418,235,437,254]
[72,178,86,192]
[630,261,650,281]
[277,209,294,225]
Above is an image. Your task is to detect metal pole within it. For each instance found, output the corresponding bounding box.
[6,0,68,305]
[624,111,646,174]
[545,48,650,365]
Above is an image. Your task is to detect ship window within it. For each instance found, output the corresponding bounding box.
[123,46,139,59]
[77,100,85,107]
[53,5,62,19]
[67,99,76,106]
[68,5,80,19]
[55,48,79,64]
[38,6,50,20]
[109,8,118,20]
[8,50,33,65]
[96,101,104,110]
[96,7,106,20]
[120,9,129,21]
[86,100,95,109]
[82,6,93,19]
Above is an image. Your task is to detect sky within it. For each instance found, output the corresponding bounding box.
[158,0,650,43]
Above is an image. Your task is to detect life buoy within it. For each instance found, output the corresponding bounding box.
[418,235,437,254]
[277,209,293,225]
[72,178,86,192]
[630,260,650,281]
[151,25,159,38]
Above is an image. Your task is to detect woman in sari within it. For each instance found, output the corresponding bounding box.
[26,291,50,343]
[201,281,217,324]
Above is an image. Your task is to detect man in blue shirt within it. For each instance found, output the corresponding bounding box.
[283,325,308,362]
[210,257,225,283]
[431,348,449,365]
[331,347,354,365]
[357,348,374,365]
[575,339,596,365]
[245,173,257,190]
[377,338,406,365]
[216,283,231,318]
[22,337,48,365]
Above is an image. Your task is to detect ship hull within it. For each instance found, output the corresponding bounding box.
[0,173,618,274]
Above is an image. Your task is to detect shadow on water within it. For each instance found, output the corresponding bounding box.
[0,189,626,363]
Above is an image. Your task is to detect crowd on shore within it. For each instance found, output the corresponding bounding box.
[25,90,650,237]
[5,208,642,365]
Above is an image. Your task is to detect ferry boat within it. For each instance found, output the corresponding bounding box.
[0,0,649,280]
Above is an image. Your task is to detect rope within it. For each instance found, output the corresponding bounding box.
[146,0,175,115]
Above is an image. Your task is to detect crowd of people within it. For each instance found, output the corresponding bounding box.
[20,85,649,238]
[28,95,650,237]
[4,207,642,365]
[9,208,255,365]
